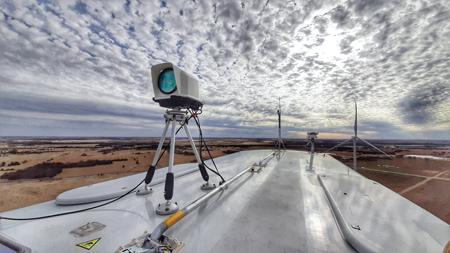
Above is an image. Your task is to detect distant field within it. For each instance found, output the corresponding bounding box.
[1,137,449,224]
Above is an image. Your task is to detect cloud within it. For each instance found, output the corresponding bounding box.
[398,82,450,124]
[0,0,449,139]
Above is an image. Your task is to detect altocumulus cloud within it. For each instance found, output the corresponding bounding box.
[0,0,449,139]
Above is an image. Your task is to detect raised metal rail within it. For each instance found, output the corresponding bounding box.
[149,152,275,243]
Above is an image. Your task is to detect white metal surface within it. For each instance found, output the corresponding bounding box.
[319,173,450,252]
[56,162,199,205]
[1,150,449,252]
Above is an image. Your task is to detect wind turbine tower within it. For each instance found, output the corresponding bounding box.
[328,102,391,171]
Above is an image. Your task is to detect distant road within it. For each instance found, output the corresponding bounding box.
[398,170,450,195]
[358,167,450,181]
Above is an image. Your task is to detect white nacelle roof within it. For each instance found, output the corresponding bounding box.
[1,150,449,252]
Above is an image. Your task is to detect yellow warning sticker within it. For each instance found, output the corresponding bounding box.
[76,238,101,250]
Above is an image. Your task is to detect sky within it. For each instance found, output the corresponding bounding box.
[0,0,449,140]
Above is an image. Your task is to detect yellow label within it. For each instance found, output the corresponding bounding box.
[76,238,101,250]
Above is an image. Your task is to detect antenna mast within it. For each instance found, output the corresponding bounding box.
[278,97,281,135]
[275,97,286,154]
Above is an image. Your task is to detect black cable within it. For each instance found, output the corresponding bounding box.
[195,115,220,174]
[0,179,145,221]
[188,109,225,183]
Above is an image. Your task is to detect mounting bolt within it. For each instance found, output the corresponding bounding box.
[351,225,361,230]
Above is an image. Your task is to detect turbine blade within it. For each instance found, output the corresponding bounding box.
[357,137,392,158]
[327,138,353,151]
[354,101,357,137]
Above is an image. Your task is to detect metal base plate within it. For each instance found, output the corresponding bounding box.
[156,201,179,215]
[201,181,216,190]
[252,162,268,168]
[70,222,106,237]
[136,185,153,195]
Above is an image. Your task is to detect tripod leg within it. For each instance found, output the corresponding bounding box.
[148,121,170,182]
[183,124,215,190]
[183,124,203,165]
[157,119,179,215]
[137,120,170,195]
[165,119,177,199]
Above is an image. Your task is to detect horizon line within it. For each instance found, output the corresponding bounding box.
[1,136,450,142]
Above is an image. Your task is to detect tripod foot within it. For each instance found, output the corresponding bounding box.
[156,201,179,215]
[200,181,216,190]
[136,185,153,195]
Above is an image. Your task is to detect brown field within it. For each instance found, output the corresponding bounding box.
[357,169,426,193]
[1,138,449,225]
[402,179,450,223]
[0,138,271,212]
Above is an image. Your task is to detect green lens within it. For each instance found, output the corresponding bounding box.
[158,69,177,94]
